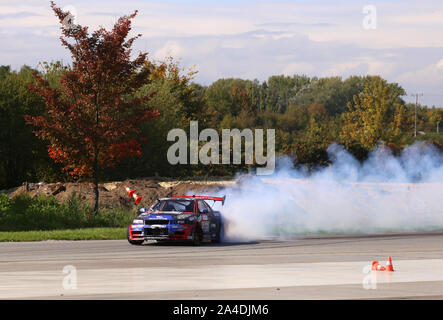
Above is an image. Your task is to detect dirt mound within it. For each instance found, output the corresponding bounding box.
[4,179,236,208]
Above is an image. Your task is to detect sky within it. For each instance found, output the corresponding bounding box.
[1,0,443,107]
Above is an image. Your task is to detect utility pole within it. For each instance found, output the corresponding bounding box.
[411,93,423,137]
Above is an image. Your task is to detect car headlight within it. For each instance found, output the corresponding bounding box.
[132,219,144,225]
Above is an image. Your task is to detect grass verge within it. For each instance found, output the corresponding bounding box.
[0,227,127,242]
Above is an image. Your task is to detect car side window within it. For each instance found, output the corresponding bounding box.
[197,200,206,213]
[203,200,213,213]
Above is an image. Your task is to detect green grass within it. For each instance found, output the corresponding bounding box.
[0,227,127,242]
[0,192,136,232]
[0,192,134,242]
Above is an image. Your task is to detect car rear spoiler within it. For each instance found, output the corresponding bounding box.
[170,195,226,206]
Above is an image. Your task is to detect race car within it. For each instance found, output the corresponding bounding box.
[127,195,225,245]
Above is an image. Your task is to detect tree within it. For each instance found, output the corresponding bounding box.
[205,78,260,125]
[264,75,310,113]
[340,76,406,151]
[109,57,208,178]
[0,65,58,188]
[290,76,365,116]
[429,107,443,133]
[25,2,159,212]
[307,102,328,121]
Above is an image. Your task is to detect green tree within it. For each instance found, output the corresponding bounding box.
[0,65,58,188]
[428,107,443,133]
[115,58,208,178]
[205,78,260,127]
[340,76,406,151]
[292,76,364,116]
[264,75,310,113]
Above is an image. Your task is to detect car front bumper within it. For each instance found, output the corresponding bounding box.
[128,224,194,241]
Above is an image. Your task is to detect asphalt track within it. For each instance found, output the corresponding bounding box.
[2,233,443,299]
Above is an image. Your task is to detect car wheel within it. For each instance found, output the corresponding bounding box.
[128,239,144,245]
[213,223,224,243]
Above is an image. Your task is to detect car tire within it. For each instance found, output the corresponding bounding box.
[128,239,144,245]
[213,222,224,243]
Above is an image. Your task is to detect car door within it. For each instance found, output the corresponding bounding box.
[197,200,211,239]
[202,200,220,239]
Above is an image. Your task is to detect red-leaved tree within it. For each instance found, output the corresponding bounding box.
[25,2,160,212]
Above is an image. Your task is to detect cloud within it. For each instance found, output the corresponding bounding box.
[386,10,443,26]
[319,57,397,79]
[255,22,336,28]
[1,0,443,107]
[282,62,314,75]
[395,61,443,88]
[321,61,364,77]
[394,58,443,106]
[0,11,41,19]
[153,41,185,60]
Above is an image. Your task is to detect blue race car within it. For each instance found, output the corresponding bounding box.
[127,195,225,245]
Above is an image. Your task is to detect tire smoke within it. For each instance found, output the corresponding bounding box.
[212,142,443,240]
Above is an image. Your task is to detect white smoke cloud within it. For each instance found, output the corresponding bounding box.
[209,142,443,241]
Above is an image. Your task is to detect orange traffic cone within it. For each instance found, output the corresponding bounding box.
[385,256,394,272]
[371,261,386,271]
[133,193,142,204]
[124,185,135,198]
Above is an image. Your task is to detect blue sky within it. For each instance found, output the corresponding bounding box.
[1,0,443,106]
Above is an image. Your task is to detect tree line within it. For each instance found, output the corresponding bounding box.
[1,62,442,191]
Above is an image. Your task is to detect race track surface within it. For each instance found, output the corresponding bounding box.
[2,233,443,299]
